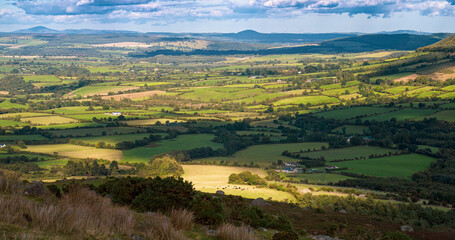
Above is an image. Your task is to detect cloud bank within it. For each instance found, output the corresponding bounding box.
[1,0,454,28]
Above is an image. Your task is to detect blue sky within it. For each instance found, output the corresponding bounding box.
[0,0,454,33]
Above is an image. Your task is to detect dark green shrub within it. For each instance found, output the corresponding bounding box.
[46,184,61,198]
[97,176,194,212]
[381,232,412,240]
[267,215,294,232]
[190,194,225,226]
[272,231,299,240]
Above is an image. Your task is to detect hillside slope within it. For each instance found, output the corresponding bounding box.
[419,34,455,52]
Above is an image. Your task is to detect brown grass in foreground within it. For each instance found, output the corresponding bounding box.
[170,208,194,231]
[216,223,257,240]
[0,173,190,239]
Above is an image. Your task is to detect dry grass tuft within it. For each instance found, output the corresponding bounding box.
[0,186,136,238]
[216,223,257,240]
[0,171,18,194]
[170,208,194,231]
[142,212,188,240]
[0,177,196,239]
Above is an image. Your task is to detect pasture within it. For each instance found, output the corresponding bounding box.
[26,144,123,161]
[0,100,28,109]
[314,106,392,120]
[22,116,79,125]
[273,95,339,106]
[370,72,414,81]
[126,119,186,126]
[182,165,295,201]
[0,120,28,127]
[282,173,353,184]
[22,75,60,82]
[180,88,264,102]
[332,125,369,135]
[123,134,223,163]
[416,110,455,122]
[67,85,139,97]
[335,154,436,177]
[35,159,70,169]
[196,142,328,167]
[48,127,144,137]
[76,133,168,145]
[296,146,401,162]
[361,108,438,121]
[0,135,47,141]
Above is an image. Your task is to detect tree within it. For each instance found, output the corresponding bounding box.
[350,136,363,146]
[149,155,183,177]
[95,141,106,148]
[265,105,274,113]
[91,160,100,176]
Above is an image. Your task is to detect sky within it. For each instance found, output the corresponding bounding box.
[0,0,455,33]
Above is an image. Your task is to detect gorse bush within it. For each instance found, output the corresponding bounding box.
[190,193,225,226]
[97,176,195,212]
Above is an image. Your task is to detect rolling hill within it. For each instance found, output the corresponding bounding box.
[418,34,455,52]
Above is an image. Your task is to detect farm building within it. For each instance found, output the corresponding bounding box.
[280,167,303,173]
[326,165,339,170]
[0,144,6,148]
[285,162,301,167]
[111,112,122,116]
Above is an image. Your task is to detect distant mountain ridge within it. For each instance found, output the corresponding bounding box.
[13,26,138,34]
[130,33,450,57]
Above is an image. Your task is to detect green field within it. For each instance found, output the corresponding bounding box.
[35,159,69,169]
[0,119,28,127]
[273,95,339,106]
[123,134,223,163]
[49,127,145,137]
[296,146,401,162]
[385,86,419,94]
[68,85,138,97]
[335,154,435,177]
[196,142,328,167]
[180,88,264,102]
[22,75,61,82]
[0,100,28,109]
[0,135,47,141]
[421,110,455,122]
[282,173,353,184]
[35,122,105,130]
[332,125,369,135]
[370,72,414,81]
[418,145,439,153]
[77,133,168,145]
[314,107,392,120]
[0,153,52,161]
[0,112,51,118]
[22,116,79,125]
[361,108,438,121]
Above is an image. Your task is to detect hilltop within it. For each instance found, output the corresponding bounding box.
[418,34,455,52]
